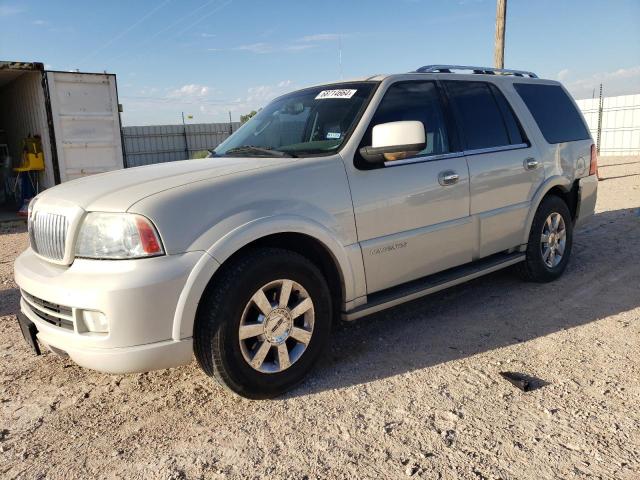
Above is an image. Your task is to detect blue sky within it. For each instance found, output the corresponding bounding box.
[1,0,639,125]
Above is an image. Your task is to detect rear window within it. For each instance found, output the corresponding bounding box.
[514,83,590,144]
[444,81,524,150]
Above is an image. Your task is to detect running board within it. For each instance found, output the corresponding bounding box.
[343,252,525,321]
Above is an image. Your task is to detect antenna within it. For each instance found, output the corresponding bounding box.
[338,35,343,80]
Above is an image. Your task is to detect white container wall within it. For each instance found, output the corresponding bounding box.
[576,94,640,156]
[46,71,124,182]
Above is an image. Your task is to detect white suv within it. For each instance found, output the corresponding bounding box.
[15,65,598,398]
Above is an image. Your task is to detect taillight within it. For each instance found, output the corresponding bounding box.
[589,144,598,177]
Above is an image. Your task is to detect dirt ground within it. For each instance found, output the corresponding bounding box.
[1,156,639,479]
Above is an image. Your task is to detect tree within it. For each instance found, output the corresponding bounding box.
[240,110,258,123]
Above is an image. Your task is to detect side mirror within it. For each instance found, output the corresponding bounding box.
[359,121,426,164]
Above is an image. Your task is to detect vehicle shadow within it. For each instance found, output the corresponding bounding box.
[290,207,640,397]
[0,287,20,317]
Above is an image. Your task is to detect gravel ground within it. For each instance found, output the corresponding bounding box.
[1,157,639,479]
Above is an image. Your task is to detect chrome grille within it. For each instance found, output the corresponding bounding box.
[29,211,69,261]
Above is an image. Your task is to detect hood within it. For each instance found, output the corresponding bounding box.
[36,156,294,212]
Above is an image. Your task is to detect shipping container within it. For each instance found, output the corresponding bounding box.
[0,61,124,208]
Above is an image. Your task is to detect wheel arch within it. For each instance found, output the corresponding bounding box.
[171,216,364,341]
[522,176,579,245]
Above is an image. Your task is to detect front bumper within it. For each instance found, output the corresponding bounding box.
[14,248,204,373]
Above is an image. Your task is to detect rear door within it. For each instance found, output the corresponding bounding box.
[443,80,544,258]
[347,80,472,294]
[46,71,124,183]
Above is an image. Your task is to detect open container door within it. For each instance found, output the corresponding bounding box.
[45,71,124,182]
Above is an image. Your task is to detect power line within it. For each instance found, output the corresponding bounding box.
[104,0,223,64]
[172,0,233,39]
[79,0,174,64]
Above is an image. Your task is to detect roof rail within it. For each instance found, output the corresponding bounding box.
[414,64,538,78]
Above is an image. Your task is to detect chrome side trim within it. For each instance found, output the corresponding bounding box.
[342,254,525,321]
[384,151,464,168]
[463,143,529,157]
[383,143,529,168]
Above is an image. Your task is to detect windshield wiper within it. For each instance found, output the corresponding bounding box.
[223,146,295,158]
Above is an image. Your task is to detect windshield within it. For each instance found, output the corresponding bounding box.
[214,82,377,157]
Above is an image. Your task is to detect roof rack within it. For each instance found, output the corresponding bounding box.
[414,64,538,78]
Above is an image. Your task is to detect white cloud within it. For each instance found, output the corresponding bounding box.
[206,32,354,55]
[220,42,314,54]
[139,86,161,96]
[299,33,346,42]
[32,19,47,25]
[241,80,296,107]
[283,44,314,52]
[196,80,296,120]
[0,5,23,16]
[563,66,640,99]
[167,84,211,98]
[556,68,570,81]
[235,42,273,54]
[121,80,296,125]
[200,33,216,38]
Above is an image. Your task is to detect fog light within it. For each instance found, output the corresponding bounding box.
[80,310,108,333]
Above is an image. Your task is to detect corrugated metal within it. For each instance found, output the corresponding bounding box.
[122,122,241,166]
[0,70,56,188]
[576,94,640,156]
[46,72,124,182]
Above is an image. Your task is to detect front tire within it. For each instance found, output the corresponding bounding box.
[518,195,573,282]
[194,248,332,399]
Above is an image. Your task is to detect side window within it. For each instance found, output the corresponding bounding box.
[514,83,590,144]
[359,81,451,164]
[489,84,526,145]
[444,80,522,150]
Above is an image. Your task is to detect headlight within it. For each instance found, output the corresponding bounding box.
[75,212,164,259]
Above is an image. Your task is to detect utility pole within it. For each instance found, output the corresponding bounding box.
[494,0,507,69]
[228,111,233,134]
[338,35,343,80]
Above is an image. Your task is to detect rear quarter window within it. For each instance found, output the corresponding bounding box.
[514,83,590,144]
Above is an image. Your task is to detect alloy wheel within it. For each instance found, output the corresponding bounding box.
[540,212,566,268]
[238,279,315,373]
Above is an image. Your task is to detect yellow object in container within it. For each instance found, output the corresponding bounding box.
[15,135,45,172]
[15,152,45,171]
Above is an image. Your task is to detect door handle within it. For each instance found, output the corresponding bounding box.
[524,157,539,170]
[438,170,459,186]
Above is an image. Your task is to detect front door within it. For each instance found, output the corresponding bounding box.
[346,80,472,294]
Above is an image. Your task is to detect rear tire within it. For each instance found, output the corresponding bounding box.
[194,248,332,399]
[518,195,573,283]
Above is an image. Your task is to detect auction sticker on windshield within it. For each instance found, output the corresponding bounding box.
[315,89,357,100]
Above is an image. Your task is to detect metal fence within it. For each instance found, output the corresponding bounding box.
[576,93,640,156]
[122,93,640,166]
[122,122,241,167]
